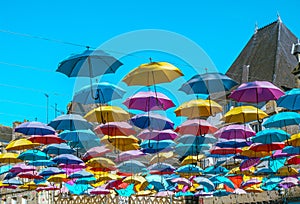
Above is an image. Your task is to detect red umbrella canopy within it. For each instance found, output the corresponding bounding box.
[28,134,66,145]
[210,147,242,155]
[249,143,285,152]
[94,122,136,136]
[18,171,43,180]
[175,119,217,136]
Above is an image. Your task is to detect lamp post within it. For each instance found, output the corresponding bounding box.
[44,93,49,123]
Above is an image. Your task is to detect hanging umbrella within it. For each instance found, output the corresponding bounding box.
[149,151,174,165]
[14,121,55,135]
[241,147,272,158]
[69,170,94,179]
[276,166,298,177]
[73,82,125,104]
[209,175,235,189]
[85,157,116,170]
[18,171,43,180]
[10,163,35,174]
[175,143,210,156]
[214,124,255,140]
[287,155,300,165]
[2,178,23,186]
[82,146,112,161]
[47,174,69,183]
[175,99,222,118]
[239,158,260,171]
[28,134,65,144]
[0,153,22,163]
[263,111,300,128]
[39,167,66,177]
[130,113,174,130]
[215,139,250,148]
[0,165,12,175]
[176,135,217,145]
[0,182,17,189]
[94,121,136,136]
[101,135,139,145]
[5,139,40,151]
[43,143,75,155]
[137,129,178,141]
[52,154,83,165]
[76,177,96,184]
[145,175,169,191]
[49,114,92,131]
[84,105,130,124]
[171,177,192,187]
[210,146,242,155]
[4,172,18,180]
[175,164,203,175]
[203,166,229,175]
[222,106,268,123]
[278,177,299,189]
[115,150,146,162]
[286,133,300,146]
[175,119,217,136]
[124,91,175,111]
[282,146,300,155]
[18,149,50,161]
[276,88,300,111]
[148,163,176,175]
[28,160,56,167]
[181,155,205,166]
[90,186,111,195]
[36,185,60,192]
[241,178,262,188]
[58,129,98,143]
[117,160,147,174]
[106,142,140,152]
[155,191,174,197]
[251,129,290,144]
[248,142,285,152]
[19,181,47,190]
[141,140,176,154]
[194,177,215,192]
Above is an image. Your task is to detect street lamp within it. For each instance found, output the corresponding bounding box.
[44,93,49,123]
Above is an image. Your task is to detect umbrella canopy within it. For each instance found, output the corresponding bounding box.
[28,160,56,167]
[175,164,203,175]
[181,155,205,166]
[3,178,23,185]
[52,154,83,165]
[94,121,136,136]
[49,114,93,131]
[122,61,183,86]
[39,167,66,177]
[171,177,192,186]
[251,129,290,144]
[194,177,215,192]
[18,150,50,161]
[47,174,69,183]
[137,129,178,141]
[43,143,75,155]
[263,111,300,128]
[210,147,242,155]
[240,158,260,171]
[249,142,285,152]
[117,160,147,174]
[58,129,98,143]
[56,49,123,77]
[176,135,217,145]
[276,166,298,176]
[84,105,130,123]
[149,151,174,165]
[73,82,125,104]
[175,99,222,118]
[229,81,284,103]
[209,175,235,189]
[0,165,12,175]
[145,175,169,191]
[101,135,139,145]
[115,150,146,162]
[28,134,65,144]
[276,88,300,111]
[287,155,300,165]
[85,157,116,170]
[19,181,47,190]
[82,146,112,161]
[148,163,175,174]
[222,106,268,123]
[123,175,147,186]
[241,147,272,158]
[214,124,255,140]
[5,139,40,151]
[286,133,300,146]
[155,191,174,197]
[282,146,300,155]
[204,166,229,175]
[123,91,175,111]
[0,153,22,163]
[279,177,299,189]
[175,119,217,136]
[18,171,43,179]
[179,72,238,95]
[14,121,55,135]
[130,113,174,130]
[69,170,94,179]
[10,163,35,173]
[90,186,111,195]
[141,140,176,154]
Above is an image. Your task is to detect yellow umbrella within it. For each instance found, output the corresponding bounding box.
[0,153,22,163]
[84,105,130,123]
[180,155,205,166]
[86,157,116,169]
[123,62,183,86]
[123,175,147,185]
[149,152,174,165]
[276,166,298,176]
[286,133,300,146]
[240,146,272,158]
[228,166,255,176]
[5,138,40,151]
[244,184,263,193]
[96,173,122,182]
[19,181,47,190]
[175,99,222,118]
[91,180,106,188]
[47,174,69,183]
[222,106,268,123]
[102,135,139,145]
[135,190,155,196]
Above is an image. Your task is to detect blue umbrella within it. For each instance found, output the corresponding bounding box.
[215,140,250,148]
[14,121,55,135]
[65,183,92,195]
[75,177,96,184]
[28,160,56,167]
[114,183,135,197]
[261,177,282,191]
[141,140,176,154]
[263,112,300,128]
[52,154,83,165]
[49,114,93,131]
[276,88,300,111]
[204,166,229,175]
[175,143,210,156]
[73,82,125,104]
[255,157,286,174]
[3,178,23,185]
[194,177,215,192]
[175,191,194,197]
[43,143,75,155]
[251,129,290,144]
[4,172,18,180]
[56,49,123,78]
[0,165,12,175]
[175,164,203,174]
[176,135,217,145]
[130,113,174,130]
[147,163,175,173]
[282,146,300,155]
[117,160,148,174]
[69,170,94,179]
[59,129,98,143]
[18,150,50,161]
[213,189,231,197]
[145,175,169,191]
[38,167,66,177]
[209,175,235,189]
[179,72,238,95]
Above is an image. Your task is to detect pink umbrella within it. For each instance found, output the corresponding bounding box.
[94,122,136,136]
[90,186,110,195]
[156,191,174,197]
[214,124,255,140]
[59,163,86,174]
[115,150,146,162]
[36,185,60,192]
[175,119,217,136]
[137,129,178,141]
[10,163,36,174]
[240,158,260,171]
[273,149,292,158]
[171,177,192,187]
[82,146,112,161]
[28,134,66,144]
[123,91,175,111]
[0,185,17,189]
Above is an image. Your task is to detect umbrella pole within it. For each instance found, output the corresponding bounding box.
[88,57,100,100]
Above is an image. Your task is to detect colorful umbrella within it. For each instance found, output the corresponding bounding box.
[58,129,98,143]
[123,91,175,111]
[94,121,136,136]
[176,135,217,145]
[5,139,40,151]
[0,165,12,175]
[276,88,300,111]
[52,154,83,165]
[175,119,217,136]
[69,170,94,179]
[222,106,268,123]
[18,171,43,180]
[137,129,178,141]
[141,140,176,154]
[287,155,300,165]
[214,124,255,140]
[49,114,93,131]
[117,160,147,174]
[115,150,146,162]
[181,155,205,166]
[278,177,299,189]
[47,174,69,183]
[130,113,174,130]
[276,166,298,176]
[85,157,116,170]
[28,160,56,167]
[149,151,174,165]
[286,133,300,146]
[248,142,285,152]
[145,175,169,191]
[2,178,23,185]
[101,135,139,145]
[28,134,65,144]
[251,129,290,144]
[14,121,55,135]
[175,143,210,156]
[209,175,235,189]
[0,153,22,163]
[148,163,175,175]
[18,149,50,161]
[263,111,300,128]
[43,143,75,155]
[84,105,130,123]
[39,167,66,177]
[210,146,242,155]
[194,176,215,192]
[90,186,111,195]
[175,164,203,175]
[82,146,112,161]
[10,163,35,173]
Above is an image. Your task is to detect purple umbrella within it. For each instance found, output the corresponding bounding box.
[130,113,174,130]
[9,163,36,174]
[278,177,299,189]
[115,150,146,162]
[123,91,175,111]
[52,154,83,165]
[137,129,178,141]
[241,178,261,188]
[233,188,247,194]
[229,81,284,103]
[14,121,55,135]
[90,186,110,195]
[214,124,255,140]
[240,158,261,171]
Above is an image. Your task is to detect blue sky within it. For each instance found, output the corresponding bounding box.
[0,0,300,127]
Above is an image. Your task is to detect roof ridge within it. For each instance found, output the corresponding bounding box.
[257,20,279,31]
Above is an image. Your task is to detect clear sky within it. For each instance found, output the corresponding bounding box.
[0,0,299,127]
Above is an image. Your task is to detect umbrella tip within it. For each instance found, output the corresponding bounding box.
[86,46,90,50]
[149,57,152,63]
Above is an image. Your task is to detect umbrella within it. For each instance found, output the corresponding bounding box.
[141,140,176,154]
[58,129,98,143]
[39,167,66,177]
[194,177,215,192]
[18,149,50,161]
[123,61,183,86]
[123,91,175,111]
[248,142,285,152]
[175,164,203,175]
[233,188,247,194]
[84,105,130,123]
[155,191,174,197]
[117,160,147,174]
[214,124,255,140]
[85,157,116,170]
[278,177,299,189]
[0,153,22,163]
[137,129,178,141]
[287,155,300,165]
[282,146,300,155]
[148,163,175,174]
[19,181,47,190]
[251,129,290,144]
[171,177,192,186]
[3,172,18,180]
[239,158,260,171]
[76,177,96,184]
[203,166,229,175]
[90,186,111,195]
[176,135,217,145]
[18,171,43,180]
[276,166,298,177]
[94,121,136,136]
[5,139,40,151]
[145,175,169,191]
[277,88,300,111]
[130,113,174,130]
[222,106,268,123]
[73,82,125,104]
[286,133,300,146]
[209,175,235,189]
[181,155,205,166]
[82,146,112,161]
[241,146,272,158]
[52,154,83,165]
[179,72,237,95]
[28,160,56,167]
[49,114,93,131]
[36,185,60,192]
[215,139,250,148]
[149,151,174,165]
[28,134,65,144]
[175,99,222,118]
[0,165,12,175]
[175,143,210,156]
[263,111,300,128]
[241,178,261,188]
[43,143,75,155]
[14,121,55,135]
[69,170,94,179]
[47,174,69,183]
[57,49,122,77]
[115,150,146,162]
[210,147,242,155]
[175,119,217,136]
[2,178,23,185]
[9,164,35,174]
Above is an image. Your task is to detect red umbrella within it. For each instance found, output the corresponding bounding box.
[18,171,43,180]
[36,186,60,192]
[249,143,285,152]
[175,119,217,136]
[28,134,66,145]
[94,122,136,136]
[210,147,242,155]
[82,146,112,161]
[287,155,300,165]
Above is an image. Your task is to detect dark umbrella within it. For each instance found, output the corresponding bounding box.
[15,121,55,135]
[48,114,93,131]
